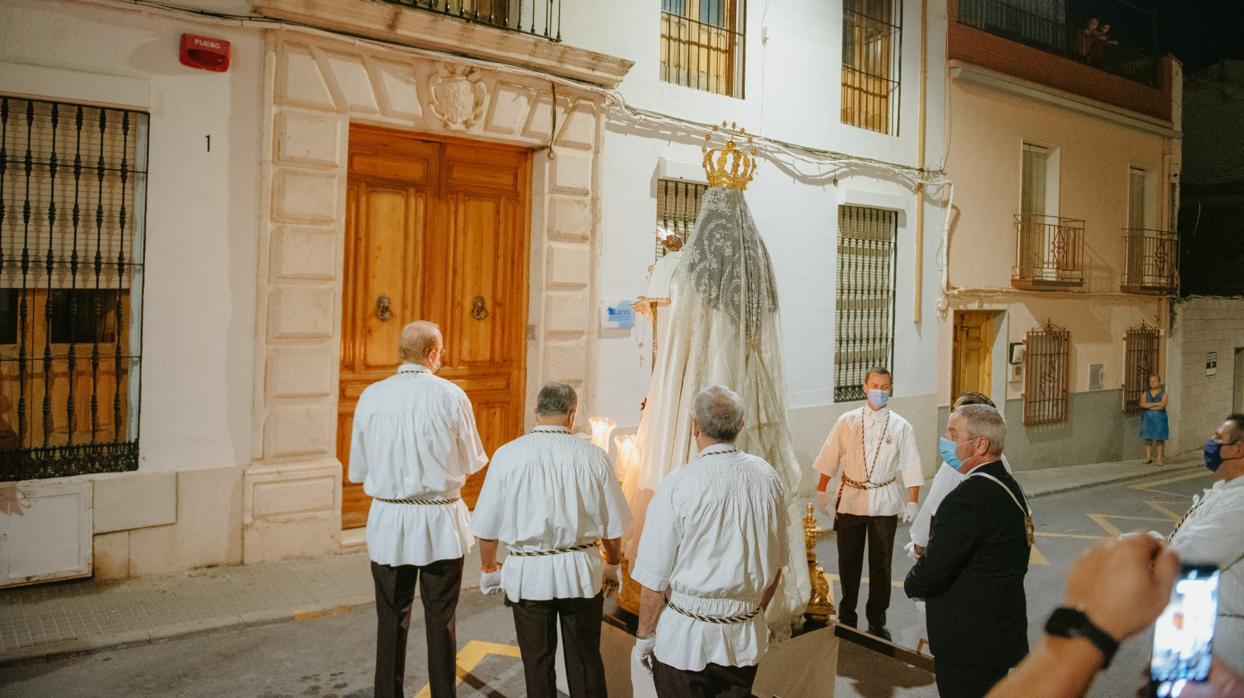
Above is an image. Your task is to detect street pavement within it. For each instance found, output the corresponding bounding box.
[0,462,1216,697]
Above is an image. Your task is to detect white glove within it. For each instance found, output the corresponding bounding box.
[479,568,503,595]
[632,634,657,674]
[816,490,833,516]
[601,561,622,597]
[900,501,919,524]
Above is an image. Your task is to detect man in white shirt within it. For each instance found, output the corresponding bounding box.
[348,321,488,698]
[1169,412,1244,674]
[907,392,1011,558]
[472,382,630,697]
[630,385,787,697]
[813,367,923,639]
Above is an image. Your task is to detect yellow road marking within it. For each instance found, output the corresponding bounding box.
[1087,513,1170,537]
[412,640,522,698]
[1145,500,1186,523]
[1130,470,1209,495]
[1029,544,1050,566]
[1034,531,1109,541]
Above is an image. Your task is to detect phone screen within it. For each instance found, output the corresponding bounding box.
[1150,564,1220,698]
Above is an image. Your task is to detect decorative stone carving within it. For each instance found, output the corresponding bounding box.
[427,63,488,131]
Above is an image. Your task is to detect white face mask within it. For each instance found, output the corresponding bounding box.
[866,389,890,409]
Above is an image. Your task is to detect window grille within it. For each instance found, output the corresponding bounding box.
[655,178,707,259]
[841,0,902,135]
[835,205,897,402]
[0,96,147,480]
[660,0,746,97]
[378,1,561,41]
[1123,323,1160,413]
[1022,322,1070,425]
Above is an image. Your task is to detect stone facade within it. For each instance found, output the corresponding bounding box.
[245,28,617,561]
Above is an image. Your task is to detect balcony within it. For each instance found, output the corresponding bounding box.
[1121,228,1178,294]
[956,0,1157,86]
[379,0,561,41]
[1012,214,1085,290]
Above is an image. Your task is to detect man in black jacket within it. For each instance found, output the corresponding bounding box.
[904,404,1031,697]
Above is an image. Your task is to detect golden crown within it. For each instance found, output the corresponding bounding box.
[702,121,758,190]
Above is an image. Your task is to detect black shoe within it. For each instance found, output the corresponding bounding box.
[868,625,893,641]
[838,615,857,628]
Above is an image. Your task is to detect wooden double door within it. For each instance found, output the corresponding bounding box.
[338,125,530,529]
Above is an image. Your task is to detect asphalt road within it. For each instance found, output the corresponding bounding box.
[0,466,1215,698]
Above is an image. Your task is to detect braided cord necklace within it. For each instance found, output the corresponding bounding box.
[859,407,890,484]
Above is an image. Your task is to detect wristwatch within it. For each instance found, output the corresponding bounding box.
[1044,607,1119,668]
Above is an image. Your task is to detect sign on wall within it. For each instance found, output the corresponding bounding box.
[1207,352,1219,377]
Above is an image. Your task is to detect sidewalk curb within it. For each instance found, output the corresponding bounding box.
[0,599,376,668]
[1024,463,1202,499]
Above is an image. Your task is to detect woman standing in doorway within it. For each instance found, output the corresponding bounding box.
[1140,373,1169,465]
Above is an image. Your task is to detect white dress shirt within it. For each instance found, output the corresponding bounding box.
[348,364,488,567]
[1169,476,1244,674]
[471,425,631,602]
[909,456,1013,549]
[812,406,924,517]
[631,443,788,671]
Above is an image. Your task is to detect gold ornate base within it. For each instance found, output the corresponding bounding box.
[804,503,836,624]
[618,553,641,615]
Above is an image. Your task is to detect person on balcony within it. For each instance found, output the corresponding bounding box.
[1140,373,1169,465]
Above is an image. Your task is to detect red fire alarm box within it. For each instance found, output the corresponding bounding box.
[180,34,230,72]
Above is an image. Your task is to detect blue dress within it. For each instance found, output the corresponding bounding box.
[1140,389,1169,441]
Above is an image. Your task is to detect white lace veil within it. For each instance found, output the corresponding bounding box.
[623,186,811,636]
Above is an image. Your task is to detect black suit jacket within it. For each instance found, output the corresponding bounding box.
[903,460,1030,670]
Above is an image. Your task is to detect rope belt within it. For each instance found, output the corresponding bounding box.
[375,496,460,505]
[842,474,897,490]
[667,599,762,624]
[506,542,598,558]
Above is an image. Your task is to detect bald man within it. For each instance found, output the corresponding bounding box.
[348,321,488,698]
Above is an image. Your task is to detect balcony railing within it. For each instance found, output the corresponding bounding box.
[1012,214,1085,289]
[660,9,745,97]
[380,0,561,41]
[1121,228,1178,294]
[957,0,1157,86]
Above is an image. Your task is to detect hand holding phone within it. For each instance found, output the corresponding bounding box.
[1150,564,1221,698]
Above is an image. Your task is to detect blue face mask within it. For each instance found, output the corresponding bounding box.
[1205,438,1225,472]
[867,389,890,409]
[939,436,963,469]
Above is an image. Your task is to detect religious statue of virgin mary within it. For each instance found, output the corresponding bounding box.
[621,124,811,636]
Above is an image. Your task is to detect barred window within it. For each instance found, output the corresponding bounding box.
[1123,324,1160,413]
[1022,322,1070,425]
[0,96,147,480]
[841,0,902,135]
[835,205,897,402]
[660,0,746,97]
[655,178,707,259]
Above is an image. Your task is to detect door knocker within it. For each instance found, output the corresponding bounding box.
[472,296,489,321]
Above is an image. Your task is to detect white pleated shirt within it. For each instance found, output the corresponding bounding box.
[812,406,923,517]
[631,443,788,671]
[348,364,488,567]
[1169,476,1244,674]
[909,456,1013,549]
[471,425,631,602]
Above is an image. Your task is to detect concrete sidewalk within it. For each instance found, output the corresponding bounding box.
[0,456,1204,667]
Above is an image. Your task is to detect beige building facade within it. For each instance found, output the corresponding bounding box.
[938,1,1182,468]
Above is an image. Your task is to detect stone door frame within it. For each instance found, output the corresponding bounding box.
[243,27,609,562]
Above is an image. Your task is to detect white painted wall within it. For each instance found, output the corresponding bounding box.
[1167,298,1244,455]
[581,0,949,483]
[0,0,262,473]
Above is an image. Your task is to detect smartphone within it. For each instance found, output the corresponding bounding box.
[1149,563,1221,698]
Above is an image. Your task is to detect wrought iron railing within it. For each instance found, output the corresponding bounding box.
[660,7,746,97]
[0,96,146,481]
[380,0,561,41]
[1123,323,1160,413]
[1022,321,1070,425]
[835,205,897,402]
[1012,214,1085,288]
[841,1,902,135]
[957,0,1158,86]
[1121,228,1177,294]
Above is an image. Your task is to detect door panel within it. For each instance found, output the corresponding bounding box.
[339,126,530,528]
[952,311,993,401]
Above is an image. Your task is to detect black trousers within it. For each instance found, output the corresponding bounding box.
[835,512,899,628]
[934,657,1008,698]
[652,659,758,698]
[370,557,463,698]
[511,594,606,697]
